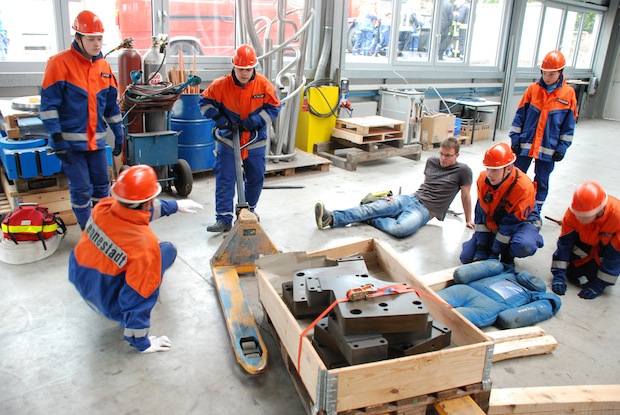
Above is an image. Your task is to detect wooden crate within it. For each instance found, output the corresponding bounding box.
[256,239,493,414]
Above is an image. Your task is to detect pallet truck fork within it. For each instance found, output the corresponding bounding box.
[210,125,278,374]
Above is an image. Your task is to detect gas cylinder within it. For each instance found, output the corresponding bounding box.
[118,41,141,96]
[118,40,144,134]
[143,36,166,85]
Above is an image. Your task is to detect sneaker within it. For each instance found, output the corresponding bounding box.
[207,221,232,233]
[314,202,333,230]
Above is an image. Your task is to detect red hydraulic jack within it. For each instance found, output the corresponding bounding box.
[210,125,278,374]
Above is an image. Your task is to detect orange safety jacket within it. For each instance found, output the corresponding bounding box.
[552,196,620,286]
[477,167,536,231]
[40,41,124,152]
[200,70,280,159]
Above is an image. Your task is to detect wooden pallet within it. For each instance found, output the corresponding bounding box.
[421,135,470,151]
[333,116,405,144]
[316,139,421,171]
[265,148,331,177]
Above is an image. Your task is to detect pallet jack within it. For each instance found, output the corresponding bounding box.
[210,125,279,374]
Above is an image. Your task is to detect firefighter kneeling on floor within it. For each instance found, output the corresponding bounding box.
[68,165,203,353]
[551,181,620,299]
[461,142,544,264]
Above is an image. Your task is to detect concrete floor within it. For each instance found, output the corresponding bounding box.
[1,118,619,414]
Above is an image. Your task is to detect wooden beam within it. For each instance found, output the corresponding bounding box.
[434,395,486,415]
[486,326,546,343]
[492,335,557,362]
[488,385,620,414]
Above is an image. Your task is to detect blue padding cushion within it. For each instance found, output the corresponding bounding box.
[438,284,505,328]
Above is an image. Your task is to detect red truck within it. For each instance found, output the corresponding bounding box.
[116,0,303,56]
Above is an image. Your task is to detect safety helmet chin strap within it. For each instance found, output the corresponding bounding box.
[75,33,93,61]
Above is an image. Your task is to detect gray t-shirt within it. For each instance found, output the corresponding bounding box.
[414,156,472,221]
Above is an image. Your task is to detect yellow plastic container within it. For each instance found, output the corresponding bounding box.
[295,86,339,153]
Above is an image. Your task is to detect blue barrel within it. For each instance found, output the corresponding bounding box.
[171,94,215,171]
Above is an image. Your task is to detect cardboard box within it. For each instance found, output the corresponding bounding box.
[460,121,491,142]
[421,114,456,145]
[256,238,493,414]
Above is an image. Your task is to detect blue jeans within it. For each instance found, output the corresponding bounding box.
[332,194,431,238]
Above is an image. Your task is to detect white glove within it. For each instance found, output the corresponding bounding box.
[141,335,172,353]
[176,199,203,214]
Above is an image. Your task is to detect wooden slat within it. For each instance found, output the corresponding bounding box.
[434,395,486,415]
[491,335,557,362]
[486,326,546,343]
[488,385,620,414]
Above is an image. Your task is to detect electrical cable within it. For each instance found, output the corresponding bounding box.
[303,78,340,118]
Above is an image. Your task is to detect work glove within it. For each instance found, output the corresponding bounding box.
[51,133,72,165]
[141,335,171,353]
[211,113,230,128]
[578,277,607,300]
[488,251,500,261]
[241,114,265,132]
[552,151,564,162]
[511,144,520,156]
[113,136,124,157]
[177,199,203,214]
[551,275,567,295]
[212,123,233,139]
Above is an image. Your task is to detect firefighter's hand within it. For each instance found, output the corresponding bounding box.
[511,144,520,156]
[552,151,564,162]
[212,124,233,139]
[177,199,203,214]
[551,275,567,295]
[578,277,606,299]
[141,335,171,353]
[52,138,72,165]
[113,136,124,157]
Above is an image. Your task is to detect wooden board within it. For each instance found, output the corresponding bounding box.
[490,335,557,362]
[488,385,620,414]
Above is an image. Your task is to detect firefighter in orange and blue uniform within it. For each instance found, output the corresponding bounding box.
[551,181,620,299]
[40,10,125,230]
[461,143,544,264]
[68,165,203,353]
[199,44,281,232]
[510,50,578,223]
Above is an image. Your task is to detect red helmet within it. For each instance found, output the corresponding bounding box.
[111,165,161,204]
[72,10,104,35]
[231,44,258,69]
[570,181,608,217]
[540,50,566,71]
[483,143,516,169]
